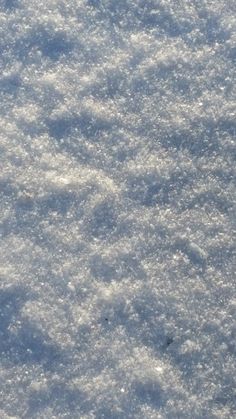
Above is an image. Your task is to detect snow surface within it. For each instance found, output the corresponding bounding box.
[0,0,236,418]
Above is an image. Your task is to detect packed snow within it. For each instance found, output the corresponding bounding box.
[0,0,236,418]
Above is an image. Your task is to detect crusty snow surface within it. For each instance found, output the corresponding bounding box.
[0,1,236,418]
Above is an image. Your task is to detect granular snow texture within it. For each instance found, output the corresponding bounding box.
[0,0,236,418]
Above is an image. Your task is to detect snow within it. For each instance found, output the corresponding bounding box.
[0,0,235,417]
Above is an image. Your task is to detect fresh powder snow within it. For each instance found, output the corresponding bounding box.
[0,0,235,418]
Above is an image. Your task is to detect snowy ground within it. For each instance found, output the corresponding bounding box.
[0,0,236,418]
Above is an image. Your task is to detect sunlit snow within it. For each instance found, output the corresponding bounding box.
[0,0,235,418]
